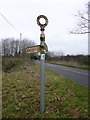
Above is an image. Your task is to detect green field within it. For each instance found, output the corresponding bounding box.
[2,57,88,119]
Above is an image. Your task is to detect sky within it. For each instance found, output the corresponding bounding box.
[0,0,89,55]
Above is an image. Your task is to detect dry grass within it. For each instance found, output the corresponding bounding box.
[50,60,89,69]
[2,57,88,119]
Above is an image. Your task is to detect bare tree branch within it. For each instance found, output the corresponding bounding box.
[70,31,90,34]
[70,1,90,34]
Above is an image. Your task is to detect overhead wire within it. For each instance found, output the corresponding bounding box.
[0,12,19,33]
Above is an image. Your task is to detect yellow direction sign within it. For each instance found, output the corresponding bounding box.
[25,45,40,54]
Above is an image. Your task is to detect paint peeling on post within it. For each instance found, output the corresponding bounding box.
[37,15,48,112]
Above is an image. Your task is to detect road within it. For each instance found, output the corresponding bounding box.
[45,63,89,88]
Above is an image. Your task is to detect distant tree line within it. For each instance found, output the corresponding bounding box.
[1,38,89,66]
[1,38,36,57]
[46,51,89,65]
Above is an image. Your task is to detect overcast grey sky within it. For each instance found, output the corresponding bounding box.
[0,0,89,55]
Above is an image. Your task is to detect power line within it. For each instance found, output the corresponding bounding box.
[0,12,19,33]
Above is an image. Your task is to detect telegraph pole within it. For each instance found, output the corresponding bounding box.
[37,15,48,112]
[19,33,22,56]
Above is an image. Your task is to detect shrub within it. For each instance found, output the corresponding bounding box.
[2,57,23,72]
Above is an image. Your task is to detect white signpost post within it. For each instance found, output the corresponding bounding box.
[25,15,48,113]
[37,15,48,113]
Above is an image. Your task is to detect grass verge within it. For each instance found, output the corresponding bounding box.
[2,57,88,119]
[49,61,89,70]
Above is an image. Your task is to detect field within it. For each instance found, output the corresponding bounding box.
[2,57,88,119]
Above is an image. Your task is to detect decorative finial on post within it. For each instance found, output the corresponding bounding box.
[37,15,48,53]
[37,15,48,31]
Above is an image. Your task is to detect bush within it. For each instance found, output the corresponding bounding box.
[2,57,23,72]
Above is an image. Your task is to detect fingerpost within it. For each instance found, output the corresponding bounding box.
[37,15,48,112]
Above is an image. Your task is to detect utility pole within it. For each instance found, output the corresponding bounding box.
[37,15,48,112]
[19,33,22,56]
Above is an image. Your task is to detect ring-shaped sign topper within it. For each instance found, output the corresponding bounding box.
[37,15,48,31]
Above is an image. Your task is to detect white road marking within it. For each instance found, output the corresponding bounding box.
[62,68,88,76]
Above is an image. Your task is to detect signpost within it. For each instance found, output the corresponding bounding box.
[25,45,40,54]
[37,15,48,112]
[25,15,48,113]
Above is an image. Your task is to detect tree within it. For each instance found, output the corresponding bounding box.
[2,38,10,56]
[15,40,19,56]
[70,1,90,34]
[0,41,2,56]
[1,38,36,57]
[10,40,15,56]
[21,38,36,56]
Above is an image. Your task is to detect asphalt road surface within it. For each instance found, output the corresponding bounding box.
[45,63,89,88]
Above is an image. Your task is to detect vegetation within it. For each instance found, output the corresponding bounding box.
[2,57,24,72]
[46,52,89,70]
[70,1,90,34]
[2,57,88,119]
[1,38,36,57]
[1,38,89,70]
